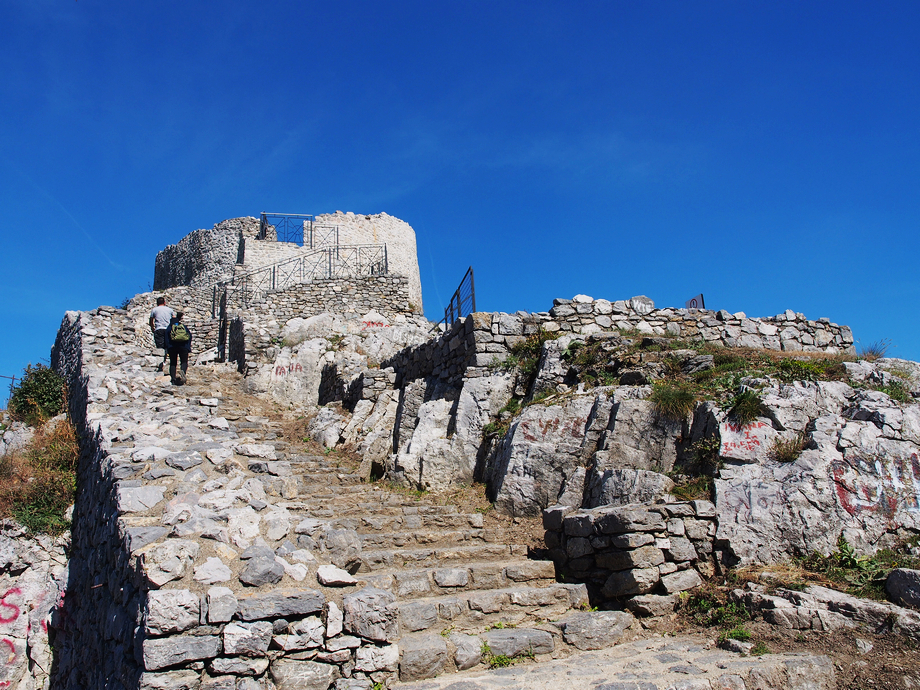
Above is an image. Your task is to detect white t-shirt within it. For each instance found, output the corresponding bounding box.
[150,305,174,330]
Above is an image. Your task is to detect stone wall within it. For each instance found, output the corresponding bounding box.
[316,212,423,311]
[50,307,146,687]
[381,295,853,393]
[543,501,718,606]
[153,217,258,291]
[542,295,855,354]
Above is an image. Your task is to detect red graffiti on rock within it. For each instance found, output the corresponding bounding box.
[274,363,303,377]
[0,589,21,625]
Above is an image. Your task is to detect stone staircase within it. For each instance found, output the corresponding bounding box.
[54,304,838,690]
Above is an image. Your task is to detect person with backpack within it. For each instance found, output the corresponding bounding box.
[165,311,193,385]
[148,296,175,371]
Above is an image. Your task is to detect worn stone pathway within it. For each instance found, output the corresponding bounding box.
[394,634,835,690]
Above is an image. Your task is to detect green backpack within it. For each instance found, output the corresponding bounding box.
[169,322,190,343]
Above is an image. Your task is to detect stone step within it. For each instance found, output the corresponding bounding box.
[394,583,589,636]
[392,631,837,688]
[358,527,513,550]
[361,559,557,600]
[297,502,462,516]
[358,543,529,572]
[320,512,486,534]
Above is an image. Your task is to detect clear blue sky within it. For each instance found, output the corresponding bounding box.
[3,1,919,405]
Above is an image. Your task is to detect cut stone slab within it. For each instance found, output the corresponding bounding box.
[270,659,339,690]
[138,670,202,690]
[209,656,269,676]
[236,589,325,621]
[626,594,679,617]
[354,643,399,672]
[317,564,358,586]
[661,568,703,594]
[481,628,554,657]
[142,634,221,671]
[223,620,273,655]
[207,587,237,624]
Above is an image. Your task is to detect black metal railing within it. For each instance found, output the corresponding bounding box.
[436,266,476,330]
[258,212,314,245]
[218,243,389,308]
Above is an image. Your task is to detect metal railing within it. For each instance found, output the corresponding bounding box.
[218,243,389,307]
[258,213,343,249]
[436,266,476,330]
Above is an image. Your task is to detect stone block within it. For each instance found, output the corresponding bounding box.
[344,587,399,642]
[481,628,554,657]
[354,643,399,672]
[270,660,339,690]
[661,568,703,593]
[887,568,920,608]
[399,633,448,681]
[558,611,634,650]
[449,633,482,670]
[601,567,660,597]
[223,621,273,655]
[142,634,221,671]
[207,587,237,624]
[145,589,200,636]
[596,546,665,571]
[236,589,325,621]
[625,594,679,617]
[399,600,439,632]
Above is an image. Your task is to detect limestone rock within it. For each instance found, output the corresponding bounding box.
[557,610,634,650]
[145,589,200,635]
[399,633,448,681]
[343,587,399,642]
[270,659,339,690]
[481,628,554,656]
[354,643,399,672]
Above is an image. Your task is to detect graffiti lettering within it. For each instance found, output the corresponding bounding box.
[362,321,390,329]
[724,421,770,433]
[833,453,920,519]
[273,363,303,377]
[0,589,21,625]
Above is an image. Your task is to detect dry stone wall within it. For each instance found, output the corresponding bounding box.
[154,218,258,291]
[543,501,718,607]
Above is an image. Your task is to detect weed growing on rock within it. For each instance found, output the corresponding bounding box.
[681,586,749,628]
[858,338,891,361]
[727,389,765,425]
[9,365,66,426]
[768,432,809,462]
[750,641,770,656]
[718,625,751,643]
[797,534,920,599]
[876,379,913,403]
[669,474,714,501]
[650,380,697,420]
[509,328,561,376]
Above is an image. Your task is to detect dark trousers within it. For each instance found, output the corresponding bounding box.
[169,351,189,382]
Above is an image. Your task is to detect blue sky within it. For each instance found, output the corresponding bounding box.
[2,1,919,405]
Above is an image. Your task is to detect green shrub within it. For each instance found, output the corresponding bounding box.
[750,641,770,656]
[9,365,66,426]
[650,381,697,420]
[727,389,764,425]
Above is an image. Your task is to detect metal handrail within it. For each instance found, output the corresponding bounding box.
[216,243,389,308]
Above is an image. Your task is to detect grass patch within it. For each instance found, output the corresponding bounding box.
[681,586,750,628]
[650,380,697,420]
[750,641,770,656]
[718,625,751,643]
[796,534,920,599]
[508,328,562,377]
[0,418,78,534]
[858,338,891,361]
[727,389,765,425]
[769,432,809,463]
[669,474,714,501]
[875,379,913,403]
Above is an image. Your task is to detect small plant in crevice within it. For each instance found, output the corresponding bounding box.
[649,380,697,421]
[858,338,891,362]
[769,432,809,463]
[750,641,770,656]
[718,625,751,643]
[876,379,913,403]
[727,389,765,426]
